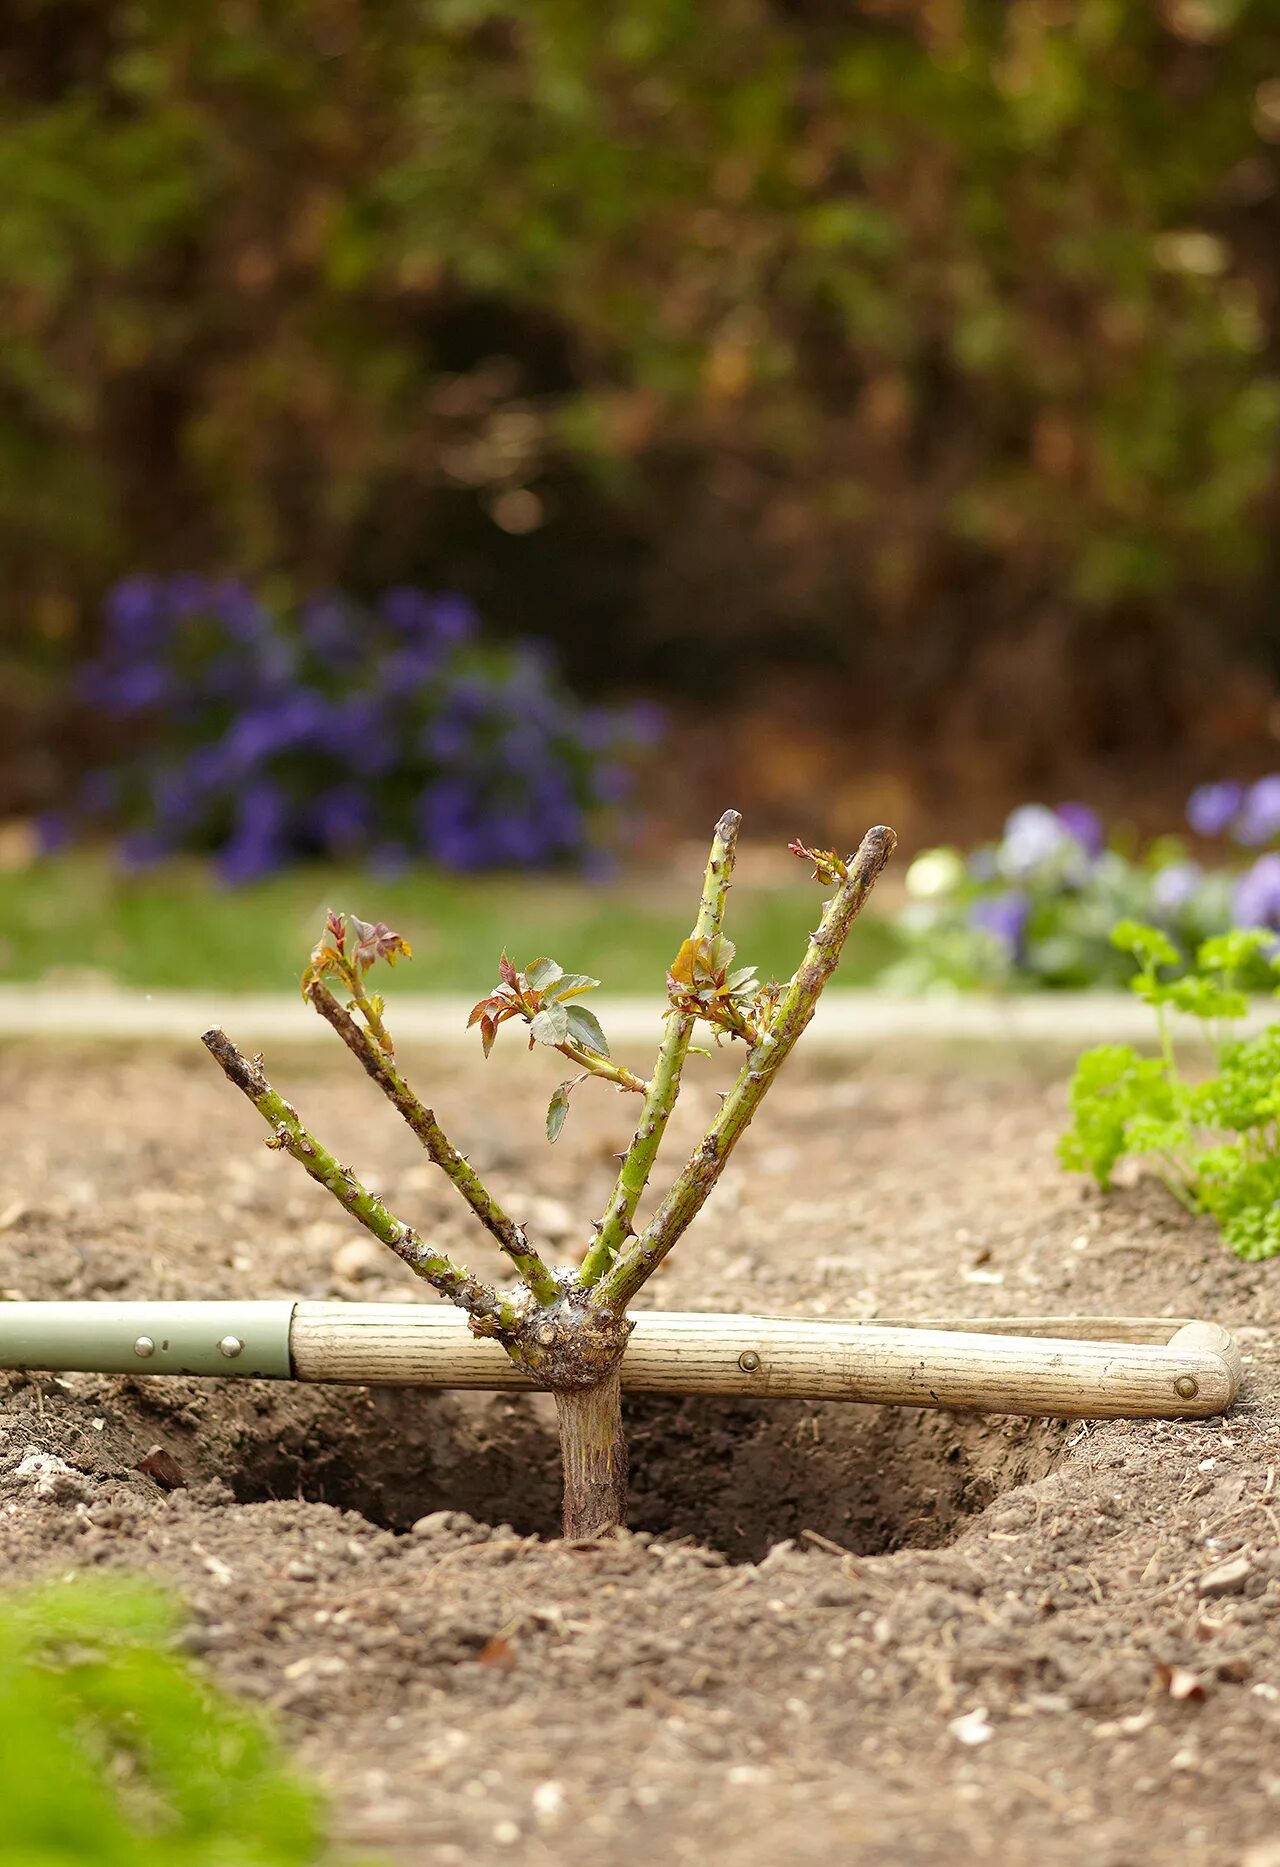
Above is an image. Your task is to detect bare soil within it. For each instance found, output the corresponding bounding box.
[1,1038,1278,1866]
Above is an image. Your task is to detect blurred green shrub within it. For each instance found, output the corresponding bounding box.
[3,2,1279,727]
[0,1575,333,1866]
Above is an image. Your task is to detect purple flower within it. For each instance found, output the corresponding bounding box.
[496,724,556,779]
[428,594,477,646]
[1233,776,1280,847]
[88,662,171,714]
[185,743,234,794]
[216,781,288,884]
[484,812,552,866]
[1186,782,1243,838]
[1233,854,1280,931]
[310,786,372,852]
[383,643,444,691]
[970,892,1030,958]
[416,778,473,854]
[35,811,71,854]
[149,767,205,829]
[224,690,329,771]
[432,826,486,870]
[1055,802,1104,859]
[165,574,212,617]
[104,576,166,653]
[421,715,472,762]
[208,579,268,641]
[301,594,357,662]
[997,805,1071,879]
[590,761,630,805]
[443,673,498,722]
[624,701,665,747]
[1151,861,1202,916]
[79,574,623,878]
[381,587,477,648]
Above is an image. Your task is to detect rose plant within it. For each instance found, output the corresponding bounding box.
[202,814,895,1535]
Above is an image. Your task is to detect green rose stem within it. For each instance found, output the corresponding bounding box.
[552,1043,649,1096]
[580,809,741,1287]
[200,1029,518,1334]
[305,981,559,1305]
[595,822,897,1311]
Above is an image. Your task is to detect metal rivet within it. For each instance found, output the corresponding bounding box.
[218,1335,244,1360]
[133,1336,155,1359]
[738,1349,762,1373]
[1174,1374,1199,1400]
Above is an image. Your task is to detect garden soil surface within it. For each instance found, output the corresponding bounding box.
[2,1036,1279,1866]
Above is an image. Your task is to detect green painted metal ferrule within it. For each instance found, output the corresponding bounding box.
[0,1301,296,1379]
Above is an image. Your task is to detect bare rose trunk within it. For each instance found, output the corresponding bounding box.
[553,1368,628,1537]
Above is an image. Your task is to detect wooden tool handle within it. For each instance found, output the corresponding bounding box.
[289,1305,1242,1420]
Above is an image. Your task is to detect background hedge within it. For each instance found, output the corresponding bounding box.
[3,0,1279,802]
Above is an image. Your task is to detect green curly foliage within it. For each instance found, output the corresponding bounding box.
[1059,920,1280,1259]
[0,1577,337,1866]
[1059,1044,1178,1191]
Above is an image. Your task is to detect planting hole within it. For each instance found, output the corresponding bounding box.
[198,1383,1067,1561]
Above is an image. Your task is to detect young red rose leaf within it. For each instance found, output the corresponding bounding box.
[667,937,700,991]
[480,1014,498,1059]
[350,917,413,972]
[565,1002,609,1056]
[499,950,519,989]
[788,839,849,885]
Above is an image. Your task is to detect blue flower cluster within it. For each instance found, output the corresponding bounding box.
[62,578,661,882]
[889,787,1280,992]
[1185,778,1280,933]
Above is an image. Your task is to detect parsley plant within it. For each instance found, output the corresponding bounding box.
[1060,922,1280,1261]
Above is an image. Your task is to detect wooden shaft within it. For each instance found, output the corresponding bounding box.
[289,1305,1242,1420]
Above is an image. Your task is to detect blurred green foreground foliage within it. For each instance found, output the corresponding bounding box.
[0,1577,339,1866]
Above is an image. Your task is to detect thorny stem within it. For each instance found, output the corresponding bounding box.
[580,809,742,1286]
[201,1027,518,1335]
[307,983,559,1304]
[595,823,896,1310]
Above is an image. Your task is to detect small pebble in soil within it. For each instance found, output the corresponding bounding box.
[1197,1554,1252,1597]
[948,1706,994,1746]
[14,1449,88,1504]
